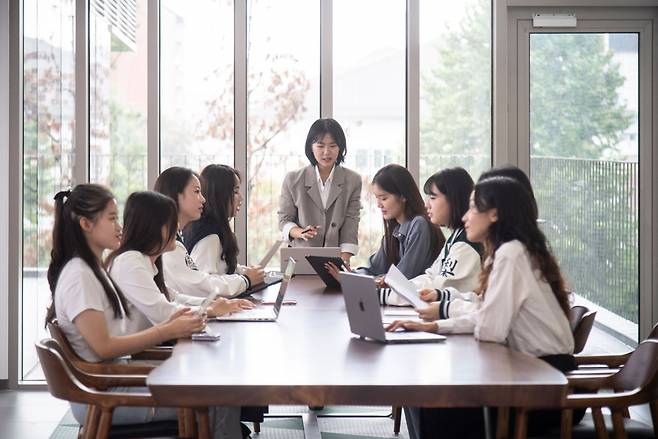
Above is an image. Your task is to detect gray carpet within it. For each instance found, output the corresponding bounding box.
[49,405,409,438]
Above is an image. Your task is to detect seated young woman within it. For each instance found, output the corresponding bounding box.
[107,191,252,331]
[46,184,242,438]
[350,164,444,304]
[387,176,576,439]
[183,164,264,283]
[382,167,482,310]
[155,166,264,298]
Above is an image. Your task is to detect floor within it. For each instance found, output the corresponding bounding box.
[0,325,651,439]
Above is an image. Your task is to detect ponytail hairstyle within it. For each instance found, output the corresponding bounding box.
[46,184,130,326]
[423,166,474,230]
[183,164,240,273]
[107,191,178,299]
[473,176,570,317]
[154,166,199,211]
[371,164,445,265]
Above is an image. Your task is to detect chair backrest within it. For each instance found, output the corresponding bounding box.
[647,322,658,340]
[569,305,589,332]
[35,338,97,405]
[614,340,658,398]
[572,309,597,354]
[47,320,86,365]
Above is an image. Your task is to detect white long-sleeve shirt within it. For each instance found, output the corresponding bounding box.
[436,240,574,357]
[109,250,205,331]
[162,240,242,298]
[189,234,250,294]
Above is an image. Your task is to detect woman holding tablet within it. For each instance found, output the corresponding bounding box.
[278,118,362,264]
[388,176,575,438]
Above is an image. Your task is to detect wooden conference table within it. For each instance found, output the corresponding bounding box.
[147,275,568,438]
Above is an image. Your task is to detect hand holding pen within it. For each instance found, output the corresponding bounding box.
[292,224,321,241]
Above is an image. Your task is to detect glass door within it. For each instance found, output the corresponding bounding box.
[517,18,654,343]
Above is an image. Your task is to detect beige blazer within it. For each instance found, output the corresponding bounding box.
[278,165,362,250]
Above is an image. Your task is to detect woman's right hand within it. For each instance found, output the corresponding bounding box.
[159,308,206,340]
[290,225,321,241]
[419,288,438,302]
[244,265,265,285]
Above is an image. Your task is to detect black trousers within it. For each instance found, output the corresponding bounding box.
[404,354,585,439]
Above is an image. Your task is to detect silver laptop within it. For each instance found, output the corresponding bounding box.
[339,272,446,343]
[214,258,296,322]
[280,247,340,275]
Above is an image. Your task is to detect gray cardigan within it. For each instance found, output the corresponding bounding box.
[278,165,362,250]
[357,215,435,278]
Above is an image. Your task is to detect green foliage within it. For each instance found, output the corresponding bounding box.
[530,34,634,158]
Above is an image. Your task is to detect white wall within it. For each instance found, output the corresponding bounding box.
[0,0,10,382]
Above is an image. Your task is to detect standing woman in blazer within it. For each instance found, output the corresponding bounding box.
[278,118,362,264]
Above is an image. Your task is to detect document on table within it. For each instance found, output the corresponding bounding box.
[385,264,428,310]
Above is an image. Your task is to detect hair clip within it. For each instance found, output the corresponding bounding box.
[53,189,72,201]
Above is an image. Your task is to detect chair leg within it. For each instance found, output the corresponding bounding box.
[253,421,261,434]
[591,408,609,439]
[392,406,402,435]
[650,400,658,434]
[496,407,509,439]
[561,408,573,439]
[96,408,114,439]
[611,409,627,439]
[196,407,211,439]
[82,405,100,439]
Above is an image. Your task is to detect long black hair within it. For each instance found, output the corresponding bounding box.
[107,191,179,300]
[423,167,474,229]
[478,165,538,220]
[304,118,347,166]
[473,176,569,317]
[154,166,199,211]
[46,184,130,326]
[184,164,240,273]
[372,164,444,265]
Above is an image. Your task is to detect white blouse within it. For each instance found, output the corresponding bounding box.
[437,240,574,357]
[189,234,251,294]
[162,240,243,298]
[54,257,142,362]
[109,250,205,331]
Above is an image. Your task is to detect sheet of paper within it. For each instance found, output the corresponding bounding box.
[384,264,428,310]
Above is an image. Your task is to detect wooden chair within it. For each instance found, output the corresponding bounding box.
[508,339,658,439]
[570,305,597,355]
[37,338,211,439]
[45,322,197,438]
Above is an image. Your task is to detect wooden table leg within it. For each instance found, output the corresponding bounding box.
[496,407,509,439]
[513,407,527,439]
[196,407,211,439]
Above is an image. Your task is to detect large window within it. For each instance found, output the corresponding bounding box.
[17,1,496,382]
[246,0,320,268]
[160,0,234,171]
[333,0,406,266]
[529,33,639,337]
[89,0,148,203]
[419,0,491,184]
[22,0,76,381]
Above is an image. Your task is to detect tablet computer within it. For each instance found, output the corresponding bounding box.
[305,255,346,289]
